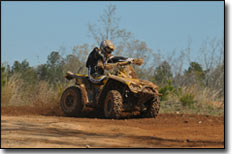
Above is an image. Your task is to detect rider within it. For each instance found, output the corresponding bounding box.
[86,40,134,84]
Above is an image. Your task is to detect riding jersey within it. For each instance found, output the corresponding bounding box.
[86,47,128,83]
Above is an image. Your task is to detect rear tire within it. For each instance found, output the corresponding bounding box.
[104,90,123,119]
[61,86,83,117]
[141,96,160,118]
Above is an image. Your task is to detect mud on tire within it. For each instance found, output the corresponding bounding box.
[104,90,123,119]
[61,86,83,117]
[141,96,160,118]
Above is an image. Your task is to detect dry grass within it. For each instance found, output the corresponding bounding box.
[23,81,61,115]
[160,84,224,116]
[1,74,24,107]
[2,75,224,116]
[1,75,72,116]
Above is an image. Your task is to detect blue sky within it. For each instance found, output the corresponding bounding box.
[2,1,224,67]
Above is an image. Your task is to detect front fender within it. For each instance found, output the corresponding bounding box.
[108,75,160,95]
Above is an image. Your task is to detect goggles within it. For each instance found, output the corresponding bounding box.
[105,47,114,54]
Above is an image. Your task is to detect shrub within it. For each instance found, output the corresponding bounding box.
[159,86,170,101]
[159,80,177,101]
[180,93,196,107]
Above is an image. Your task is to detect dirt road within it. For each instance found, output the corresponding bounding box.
[1,107,224,148]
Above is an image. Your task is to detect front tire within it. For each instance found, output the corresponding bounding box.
[61,86,83,117]
[104,90,123,119]
[141,96,160,118]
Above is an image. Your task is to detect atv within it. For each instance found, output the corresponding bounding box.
[61,58,160,119]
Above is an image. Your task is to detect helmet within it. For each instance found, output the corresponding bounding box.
[100,40,115,54]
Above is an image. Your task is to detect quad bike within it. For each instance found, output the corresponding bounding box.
[61,58,160,119]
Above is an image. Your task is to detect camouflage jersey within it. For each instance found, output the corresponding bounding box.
[86,47,128,83]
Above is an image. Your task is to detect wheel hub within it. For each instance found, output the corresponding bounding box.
[66,95,74,107]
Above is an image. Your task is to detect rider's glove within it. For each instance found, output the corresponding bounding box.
[127,58,134,64]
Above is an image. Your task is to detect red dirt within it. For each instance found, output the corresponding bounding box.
[1,106,224,148]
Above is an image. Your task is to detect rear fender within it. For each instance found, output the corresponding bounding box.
[70,80,89,108]
[78,83,89,107]
[65,71,88,82]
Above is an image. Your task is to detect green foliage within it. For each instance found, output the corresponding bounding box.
[184,62,205,82]
[180,93,196,107]
[11,60,30,74]
[42,51,65,85]
[154,61,172,85]
[36,50,87,86]
[186,62,203,73]
[47,51,63,66]
[159,80,176,101]
[1,65,7,90]
[37,64,50,81]
[10,59,37,86]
